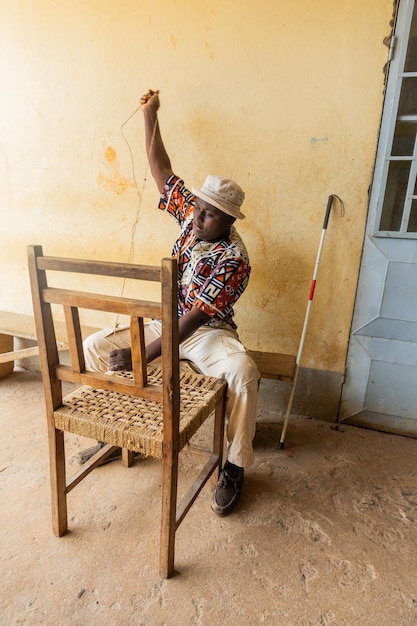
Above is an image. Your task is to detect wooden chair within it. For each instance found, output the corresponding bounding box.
[28,245,227,578]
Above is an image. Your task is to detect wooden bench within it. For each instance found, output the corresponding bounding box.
[0,311,296,382]
[246,350,296,382]
[0,311,99,368]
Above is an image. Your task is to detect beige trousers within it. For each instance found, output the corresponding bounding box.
[83,321,260,468]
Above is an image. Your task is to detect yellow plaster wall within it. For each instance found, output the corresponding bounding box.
[0,0,393,372]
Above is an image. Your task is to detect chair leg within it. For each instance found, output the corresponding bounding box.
[122,448,135,467]
[48,424,68,537]
[159,448,179,579]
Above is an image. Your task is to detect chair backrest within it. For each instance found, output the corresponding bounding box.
[28,245,180,422]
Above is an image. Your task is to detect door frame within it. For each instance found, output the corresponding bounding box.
[340,0,417,437]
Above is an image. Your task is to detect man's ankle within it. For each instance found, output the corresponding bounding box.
[224,460,244,478]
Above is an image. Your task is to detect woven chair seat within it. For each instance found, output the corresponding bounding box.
[54,365,220,458]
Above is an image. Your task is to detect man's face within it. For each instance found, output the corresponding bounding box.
[192,198,234,242]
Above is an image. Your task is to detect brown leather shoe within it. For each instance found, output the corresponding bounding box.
[211,463,244,516]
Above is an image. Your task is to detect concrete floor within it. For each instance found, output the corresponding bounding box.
[1,368,417,625]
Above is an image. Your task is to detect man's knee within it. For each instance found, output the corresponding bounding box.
[225,353,260,392]
[83,330,110,372]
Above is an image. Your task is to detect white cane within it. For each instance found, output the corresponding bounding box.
[278,194,344,449]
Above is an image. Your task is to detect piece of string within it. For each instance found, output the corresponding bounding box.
[120,104,158,266]
[110,102,158,336]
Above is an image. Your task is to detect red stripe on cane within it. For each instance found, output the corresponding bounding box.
[309,280,316,300]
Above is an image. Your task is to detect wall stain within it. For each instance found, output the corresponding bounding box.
[310,134,329,146]
[98,146,134,195]
[105,146,117,163]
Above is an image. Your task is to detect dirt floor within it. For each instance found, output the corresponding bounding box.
[1,368,417,626]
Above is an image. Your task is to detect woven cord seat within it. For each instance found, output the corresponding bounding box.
[28,246,227,579]
[55,366,222,458]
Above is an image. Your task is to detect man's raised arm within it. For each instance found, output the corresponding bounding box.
[141,90,173,193]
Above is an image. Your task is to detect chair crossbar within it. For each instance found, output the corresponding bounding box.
[43,287,161,319]
[55,365,164,401]
[37,255,161,281]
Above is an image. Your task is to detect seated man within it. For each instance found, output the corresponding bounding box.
[80,90,260,516]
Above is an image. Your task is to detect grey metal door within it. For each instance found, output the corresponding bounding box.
[340,0,417,436]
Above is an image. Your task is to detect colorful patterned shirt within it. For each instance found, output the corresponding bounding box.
[159,175,251,330]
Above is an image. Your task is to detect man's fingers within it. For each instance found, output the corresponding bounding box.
[140,89,159,105]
